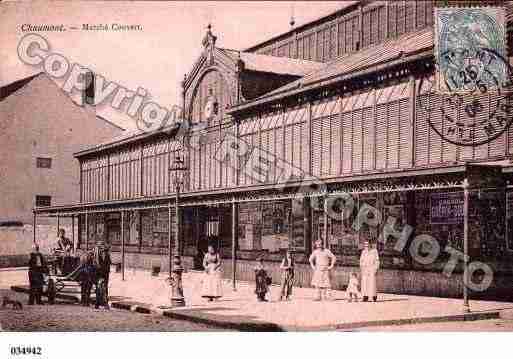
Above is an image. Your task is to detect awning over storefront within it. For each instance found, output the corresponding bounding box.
[33,163,475,217]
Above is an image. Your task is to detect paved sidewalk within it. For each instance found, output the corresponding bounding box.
[107,269,510,330]
[7,268,513,331]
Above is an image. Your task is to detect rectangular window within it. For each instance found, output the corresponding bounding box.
[35,195,51,207]
[36,157,52,168]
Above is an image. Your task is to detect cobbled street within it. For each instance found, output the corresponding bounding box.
[0,289,224,331]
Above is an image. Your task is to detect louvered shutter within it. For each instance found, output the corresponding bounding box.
[320,116,331,177]
[378,6,387,43]
[342,110,353,174]
[405,1,415,33]
[352,17,360,50]
[275,115,284,175]
[362,11,371,48]
[370,8,379,45]
[311,117,322,177]
[426,1,434,26]
[399,98,413,168]
[416,1,426,29]
[388,2,397,38]
[290,122,299,173]
[362,105,375,171]
[338,22,345,56]
[387,101,400,169]
[261,129,271,183]
[316,30,323,61]
[345,20,352,53]
[111,154,117,200]
[488,92,507,158]
[331,112,342,176]
[397,1,406,36]
[376,102,388,169]
[427,94,443,164]
[330,24,337,60]
[415,94,430,166]
[352,107,363,173]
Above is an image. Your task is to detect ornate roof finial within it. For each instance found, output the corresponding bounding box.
[289,3,295,28]
[202,23,217,49]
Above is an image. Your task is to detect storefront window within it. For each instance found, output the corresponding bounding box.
[127,211,140,246]
[471,189,506,258]
[261,200,290,252]
[237,200,300,252]
[238,202,260,250]
[140,209,171,249]
[381,191,408,253]
[106,212,121,246]
[328,194,359,254]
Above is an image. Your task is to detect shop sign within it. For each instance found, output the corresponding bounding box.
[430,192,464,224]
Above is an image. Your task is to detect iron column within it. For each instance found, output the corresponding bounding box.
[463,178,470,312]
[121,211,125,281]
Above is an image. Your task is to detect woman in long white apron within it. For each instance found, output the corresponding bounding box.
[359,241,380,302]
[201,245,223,301]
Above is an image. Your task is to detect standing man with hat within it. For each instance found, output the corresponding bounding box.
[309,239,336,301]
[359,241,380,302]
[28,244,48,305]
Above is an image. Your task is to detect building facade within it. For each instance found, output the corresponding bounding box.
[0,73,124,266]
[36,1,513,299]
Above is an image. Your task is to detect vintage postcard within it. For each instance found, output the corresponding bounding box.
[1,1,513,357]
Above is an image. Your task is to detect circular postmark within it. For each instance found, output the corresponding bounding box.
[418,48,513,147]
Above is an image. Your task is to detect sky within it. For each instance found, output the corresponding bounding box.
[0,1,347,130]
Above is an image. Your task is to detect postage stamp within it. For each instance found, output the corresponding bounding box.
[434,6,508,94]
[420,6,513,147]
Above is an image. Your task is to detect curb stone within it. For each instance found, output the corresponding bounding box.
[108,298,499,331]
[11,285,501,331]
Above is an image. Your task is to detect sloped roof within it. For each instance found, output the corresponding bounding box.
[220,48,324,77]
[1,73,126,132]
[74,122,179,157]
[244,1,360,52]
[230,28,433,112]
[0,72,42,101]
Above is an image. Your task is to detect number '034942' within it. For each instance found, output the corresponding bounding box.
[10,346,42,355]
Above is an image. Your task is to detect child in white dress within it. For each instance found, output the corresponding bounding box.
[346,272,360,302]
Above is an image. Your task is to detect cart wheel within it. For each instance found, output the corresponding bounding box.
[47,278,56,305]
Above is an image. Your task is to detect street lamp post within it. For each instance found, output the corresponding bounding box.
[168,153,187,307]
[462,178,470,313]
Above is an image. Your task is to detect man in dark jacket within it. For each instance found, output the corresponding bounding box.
[28,245,48,305]
[94,245,111,309]
[77,253,96,306]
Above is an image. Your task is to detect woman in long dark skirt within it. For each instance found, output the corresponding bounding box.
[279,250,295,301]
[254,257,270,302]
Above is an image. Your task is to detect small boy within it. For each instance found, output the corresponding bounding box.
[346,272,360,302]
[254,257,270,302]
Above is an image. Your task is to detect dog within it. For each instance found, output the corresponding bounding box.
[2,296,23,310]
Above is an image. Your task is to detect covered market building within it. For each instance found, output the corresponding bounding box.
[35,1,513,300]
